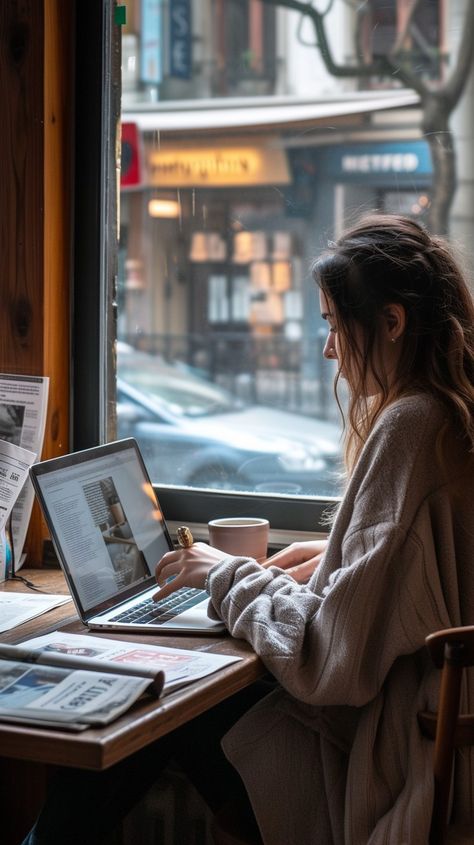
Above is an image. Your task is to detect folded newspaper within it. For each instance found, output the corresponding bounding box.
[0,374,49,571]
[0,641,164,731]
[0,439,37,580]
[0,632,241,731]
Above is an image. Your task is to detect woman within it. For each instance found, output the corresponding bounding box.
[155,213,474,843]
[22,213,474,845]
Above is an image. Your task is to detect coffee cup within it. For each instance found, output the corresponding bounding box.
[207,517,269,562]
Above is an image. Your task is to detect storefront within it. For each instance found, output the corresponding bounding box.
[119,95,426,410]
[313,140,433,237]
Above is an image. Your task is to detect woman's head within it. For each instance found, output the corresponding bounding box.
[312,213,474,467]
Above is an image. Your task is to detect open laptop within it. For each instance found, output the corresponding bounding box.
[29,438,225,634]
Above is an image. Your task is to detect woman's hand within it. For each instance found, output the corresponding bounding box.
[153,542,226,601]
[262,539,328,584]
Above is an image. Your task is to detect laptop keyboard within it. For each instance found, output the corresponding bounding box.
[109,587,206,626]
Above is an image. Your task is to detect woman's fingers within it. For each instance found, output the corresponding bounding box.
[155,549,179,579]
[262,540,328,570]
[286,558,321,583]
[155,560,181,586]
[153,542,225,603]
[261,546,303,569]
[152,571,186,602]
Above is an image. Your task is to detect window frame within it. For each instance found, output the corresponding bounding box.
[72,0,341,536]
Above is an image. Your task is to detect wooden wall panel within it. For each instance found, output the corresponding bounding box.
[43,0,72,463]
[0,1,44,372]
[0,0,73,565]
[0,5,73,842]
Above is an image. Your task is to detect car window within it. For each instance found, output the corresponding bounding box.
[117,387,168,424]
[119,365,240,417]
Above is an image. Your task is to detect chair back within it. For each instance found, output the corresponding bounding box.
[419,625,474,845]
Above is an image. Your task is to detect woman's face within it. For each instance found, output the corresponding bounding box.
[319,289,404,395]
[319,290,346,374]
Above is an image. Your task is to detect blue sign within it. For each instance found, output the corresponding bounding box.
[141,0,163,85]
[170,0,192,79]
[318,141,432,182]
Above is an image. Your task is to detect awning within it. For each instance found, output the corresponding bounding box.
[122,90,420,134]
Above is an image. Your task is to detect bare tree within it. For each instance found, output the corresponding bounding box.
[261,0,474,234]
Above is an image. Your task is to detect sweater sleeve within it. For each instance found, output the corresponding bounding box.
[207,398,453,707]
[207,521,449,707]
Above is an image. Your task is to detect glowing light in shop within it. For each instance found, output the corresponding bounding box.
[148,199,181,218]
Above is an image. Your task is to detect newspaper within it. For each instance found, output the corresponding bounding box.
[0,440,37,580]
[21,631,242,694]
[0,375,49,569]
[0,632,242,732]
[0,642,164,732]
[0,592,72,632]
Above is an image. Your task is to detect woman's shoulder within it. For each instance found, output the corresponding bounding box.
[376,392,447,434]
[327,392,473,561]
[346,393,453,523]
[364,393,449,461]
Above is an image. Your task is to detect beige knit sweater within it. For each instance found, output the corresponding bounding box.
[206,394,474,844]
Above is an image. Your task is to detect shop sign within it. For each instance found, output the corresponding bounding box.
[121,123,142,188]
[148,146,291,187]
[140,0,163,84]
[170,0,191,79]
[319,141,432,181]
[342,152,419,173]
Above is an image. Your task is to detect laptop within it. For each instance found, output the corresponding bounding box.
[29,438,225,634]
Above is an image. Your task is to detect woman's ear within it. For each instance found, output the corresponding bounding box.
[382,303,406,342]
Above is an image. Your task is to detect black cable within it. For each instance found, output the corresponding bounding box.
[9,574,49,593]
[6,513,48,592]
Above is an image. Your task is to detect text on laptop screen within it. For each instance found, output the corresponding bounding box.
[34,445,171,611]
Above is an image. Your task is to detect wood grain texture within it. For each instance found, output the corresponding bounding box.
[0,1,74,566]
[0,1,44,370]
[43,0,72,462]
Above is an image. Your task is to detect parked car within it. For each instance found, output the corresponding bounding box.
[116,345,342,496]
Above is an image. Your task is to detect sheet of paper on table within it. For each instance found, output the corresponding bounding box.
[0,592,72,633]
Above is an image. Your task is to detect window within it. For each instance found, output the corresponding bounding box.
[364,0,444,82]
[73,0,472,534]
[211,0,277,96]
[117,1,346,521]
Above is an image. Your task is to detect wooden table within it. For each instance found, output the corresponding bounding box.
[0,569,264,843]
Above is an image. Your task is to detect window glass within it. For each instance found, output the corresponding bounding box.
[115,0,472,501]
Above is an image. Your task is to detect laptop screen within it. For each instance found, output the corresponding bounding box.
[30,439,173,615]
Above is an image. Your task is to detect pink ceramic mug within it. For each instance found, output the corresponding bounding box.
[207,517,269,562]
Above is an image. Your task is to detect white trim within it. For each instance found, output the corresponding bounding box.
[122,91,420,133]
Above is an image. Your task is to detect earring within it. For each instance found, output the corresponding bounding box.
[390,337,397,344]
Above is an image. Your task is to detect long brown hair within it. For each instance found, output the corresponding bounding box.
[312,213,474,474]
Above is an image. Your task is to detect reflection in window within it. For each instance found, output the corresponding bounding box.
[116,0,470,498]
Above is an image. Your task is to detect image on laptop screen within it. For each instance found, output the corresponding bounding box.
[31,440,172,614]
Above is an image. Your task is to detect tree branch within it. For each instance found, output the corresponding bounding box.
[260,0,390,76]
[260,0,428,96]
[443,0,474,109]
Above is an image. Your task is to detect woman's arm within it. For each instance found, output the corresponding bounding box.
[153,538,328,600]
[262,539,328,583]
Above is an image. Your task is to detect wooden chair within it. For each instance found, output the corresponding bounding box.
[418,625,474,845]
[214,625,474,845]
